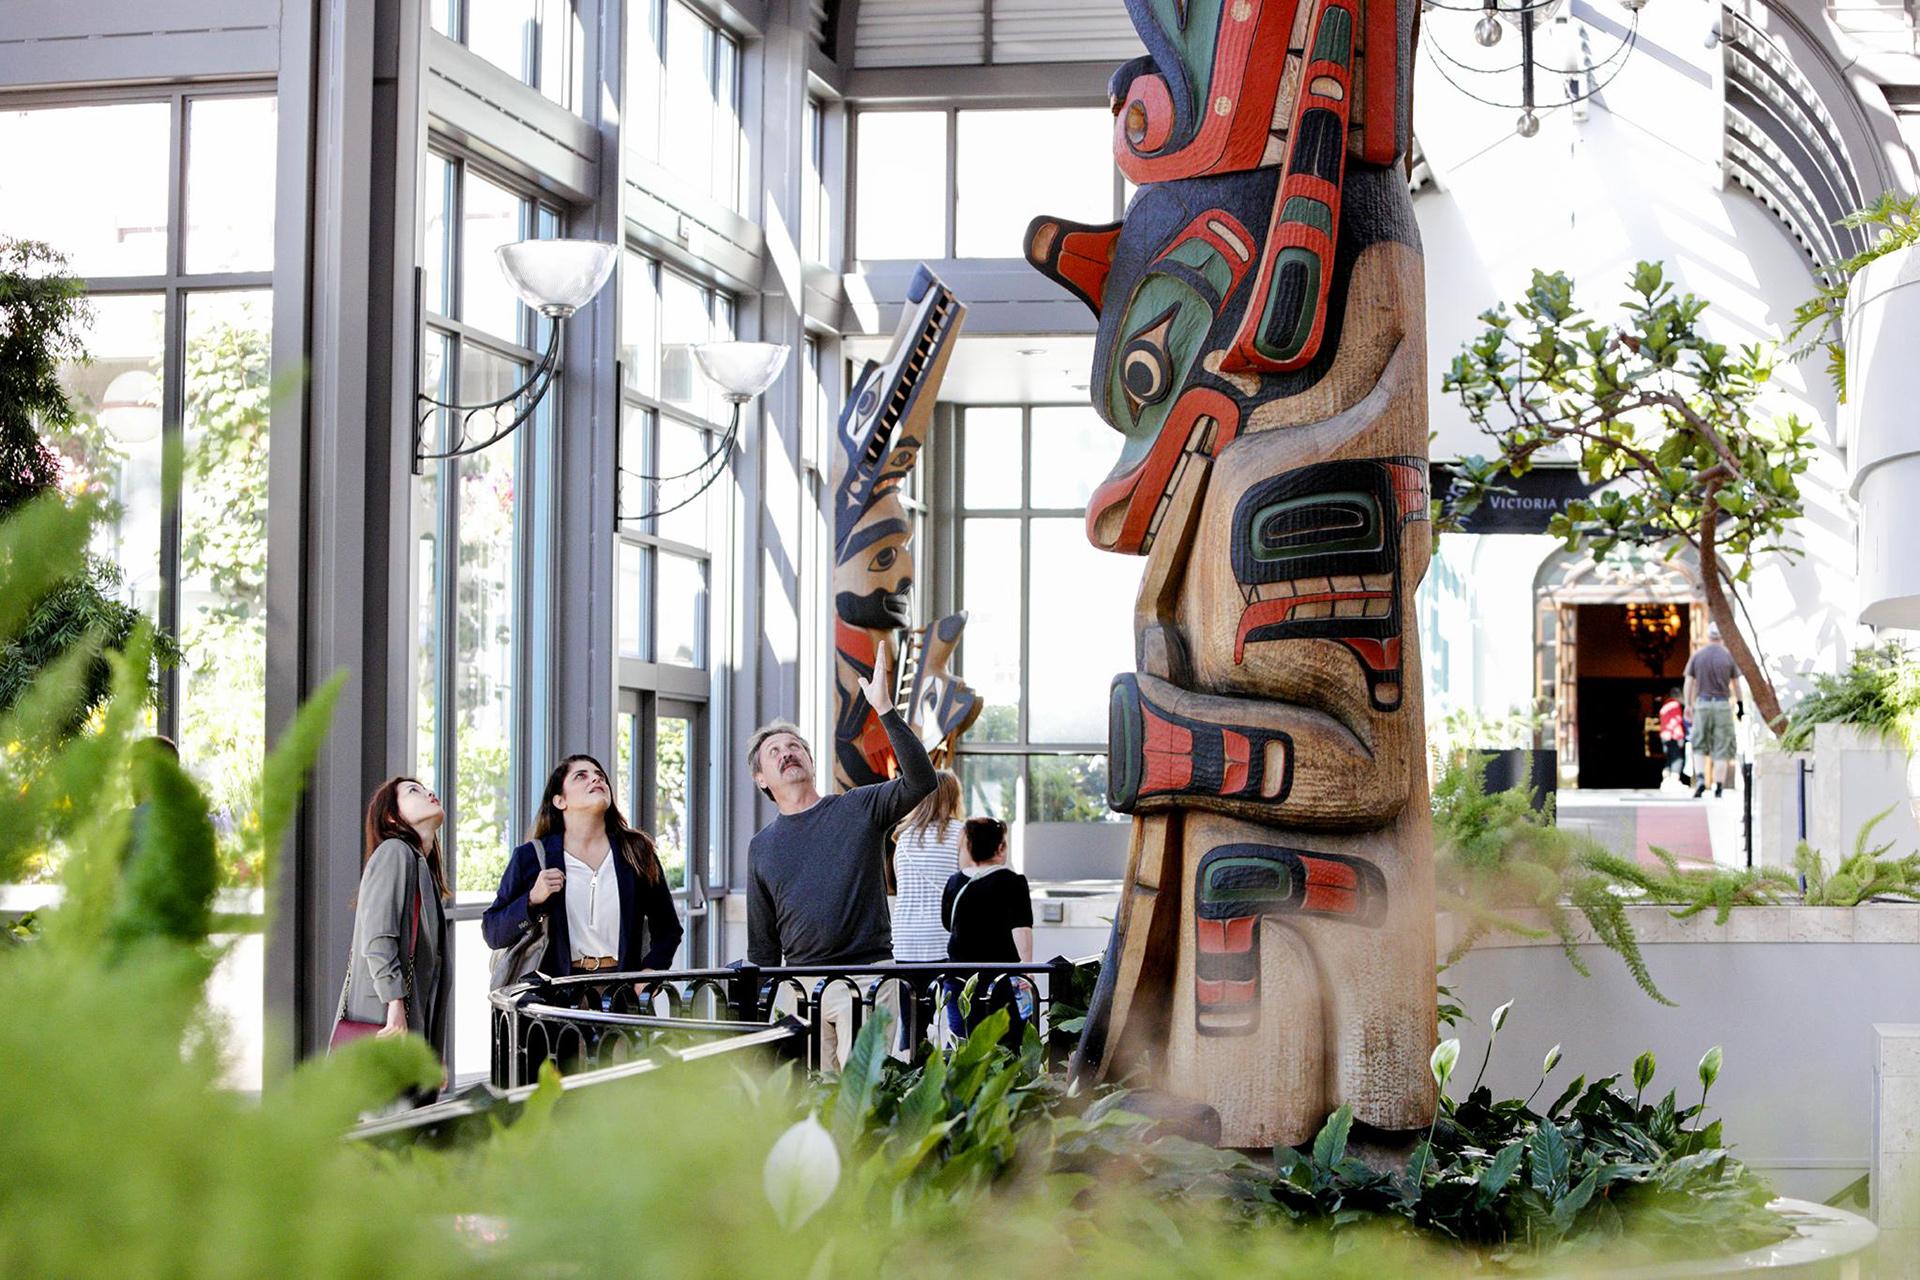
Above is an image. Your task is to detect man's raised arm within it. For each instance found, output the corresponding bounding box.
[856,645,936,824]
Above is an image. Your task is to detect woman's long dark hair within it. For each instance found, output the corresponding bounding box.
[364,776,449,902]
[529,754,665,886]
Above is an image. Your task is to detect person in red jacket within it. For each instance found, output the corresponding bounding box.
[1658,687,1690,788]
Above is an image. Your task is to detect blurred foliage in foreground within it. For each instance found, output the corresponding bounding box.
[0,496,1794,1276]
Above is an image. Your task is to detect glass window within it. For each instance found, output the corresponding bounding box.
[627,0,664,163]
[956,108,1115,258]
[663,2,714,197]
[179,290,274,875]
[1029,754,1122,822]
[0,103,170,276]
[185,97,278,275]
[658,269,709,415]
[655,551,707,668]
[1028,405,1114,509]
[451,348,524,902]
[854,111,947,261]
[621,250,659,398]
[461,170,525,340]
[616,710,638,815]
[654,418,713,549]
[655,713,693,889]
[466,1,536,85]
[52,294,167,623]
[1027,517,1140,743]
[963,407,1023,508]
[617,540,646,658]
[423,154,454,317]
[712,25,743,212]
[804,98,831,265]
[961,754,1020,823]
[961,517,1022,742]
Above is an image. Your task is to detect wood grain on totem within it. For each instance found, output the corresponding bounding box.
[1163,240,1434,1145]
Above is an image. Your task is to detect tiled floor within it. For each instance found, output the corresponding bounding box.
[1556,781,1746,868]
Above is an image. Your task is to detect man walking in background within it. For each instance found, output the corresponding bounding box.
[746,648,936,1067]
[1685,623,1743,799]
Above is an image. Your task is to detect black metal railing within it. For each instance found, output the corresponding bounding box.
[488,956,1098,1089]
[348,1017,809,1148]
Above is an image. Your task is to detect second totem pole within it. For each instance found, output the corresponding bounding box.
[1026,0,1437,1148]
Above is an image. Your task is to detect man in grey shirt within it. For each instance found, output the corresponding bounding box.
[1684,622,1744,799]
[746,648,936,1065]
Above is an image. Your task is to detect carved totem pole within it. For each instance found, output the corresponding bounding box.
[832,266,981,790]
[1025,0,1435,1147]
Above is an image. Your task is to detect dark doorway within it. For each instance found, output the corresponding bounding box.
[1573,603,1690,789]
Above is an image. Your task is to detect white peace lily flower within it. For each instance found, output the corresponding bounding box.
[1490,999,1513,1035]
[764,1113,840,1230]
[1430,1038,1461,1089]
[1542,1043,1562,1075]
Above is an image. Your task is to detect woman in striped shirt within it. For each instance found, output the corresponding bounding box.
[891,769,962,963]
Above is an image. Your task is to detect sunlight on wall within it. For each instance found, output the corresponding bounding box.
[1414,0,1862,718]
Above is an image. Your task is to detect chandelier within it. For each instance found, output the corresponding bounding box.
[1421,0,1650,138]
[1623,602,1683,676]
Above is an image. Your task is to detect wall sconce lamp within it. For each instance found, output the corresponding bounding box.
[618,340,790,523]
[413,238,619,474]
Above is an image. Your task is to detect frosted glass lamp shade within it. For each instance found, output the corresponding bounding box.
[494,239,618,317]
[694,342,791,403]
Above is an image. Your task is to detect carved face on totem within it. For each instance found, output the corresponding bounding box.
[833,267,963,634]
[1027,0,1411,696]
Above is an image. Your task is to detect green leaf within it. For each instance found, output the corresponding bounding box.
[1477,1140,1525,1204]
[1529,1121,1570,1196]
[1311,1103,1354,1170]
[1633,1050,1656,1094]
[831,1004,894,1150]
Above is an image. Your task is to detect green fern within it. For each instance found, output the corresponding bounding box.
[1796,807,1920,906]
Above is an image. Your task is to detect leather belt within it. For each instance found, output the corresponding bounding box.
[573,955,619,972]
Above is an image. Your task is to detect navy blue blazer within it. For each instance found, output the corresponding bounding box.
[480,832,684,974]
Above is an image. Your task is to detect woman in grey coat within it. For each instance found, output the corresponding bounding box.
[341,776,451,1081]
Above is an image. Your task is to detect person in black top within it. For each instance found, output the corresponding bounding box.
[940,817,1035,1038]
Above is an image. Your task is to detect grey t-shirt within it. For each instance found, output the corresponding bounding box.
[1686,643,1739,701]
[746,711,936,967]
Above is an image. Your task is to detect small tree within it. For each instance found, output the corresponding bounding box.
[0,237,175,724]
[1441,262,1817,736]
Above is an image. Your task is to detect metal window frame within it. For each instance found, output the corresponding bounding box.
[5,84,276,744]
[419,143,566,923]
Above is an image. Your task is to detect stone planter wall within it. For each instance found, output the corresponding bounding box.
[1809,722,1918,865]
[1443,903,1920,1203]
[1752,748,1811,870]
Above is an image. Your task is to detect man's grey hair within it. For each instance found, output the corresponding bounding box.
[1706,622,1722,641]
[747,721,810,776]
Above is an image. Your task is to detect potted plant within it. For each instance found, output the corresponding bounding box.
[1430,704,1555,812]
[1778,643,1920,871]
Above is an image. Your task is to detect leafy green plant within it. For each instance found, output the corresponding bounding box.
[0,237,177,730]
[1779,642,1920,752]
[1262,1010,1785,1264]
[1795,806,1920,906]
[1441,262,1816,736]
[1789,191,1920,399]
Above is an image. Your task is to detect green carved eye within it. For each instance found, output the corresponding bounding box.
[1119,307,1178,409]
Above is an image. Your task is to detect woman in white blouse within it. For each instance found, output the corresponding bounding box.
[891,769,962,964]
[482,755,683,981]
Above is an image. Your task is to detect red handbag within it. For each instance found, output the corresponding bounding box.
[329,872,421,1052]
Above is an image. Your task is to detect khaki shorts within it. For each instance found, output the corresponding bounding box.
[1692,699,1736,761]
